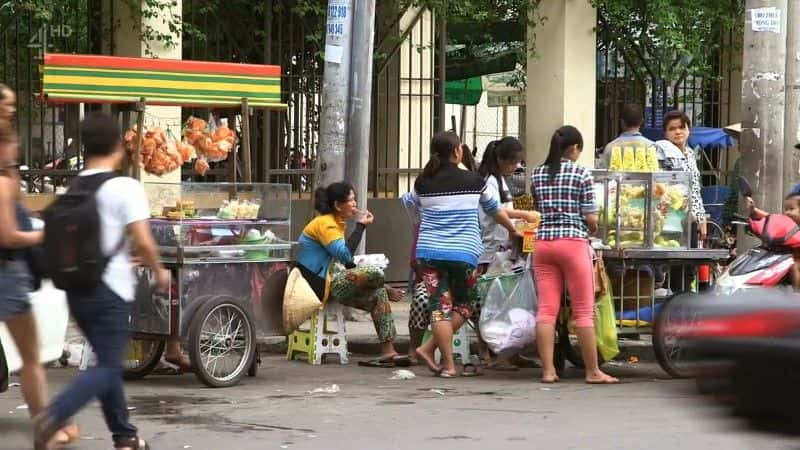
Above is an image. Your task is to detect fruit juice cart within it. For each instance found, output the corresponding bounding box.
[557,170,729,377]
[39,53,291,387]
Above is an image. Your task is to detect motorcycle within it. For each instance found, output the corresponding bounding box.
[654,177,800,435]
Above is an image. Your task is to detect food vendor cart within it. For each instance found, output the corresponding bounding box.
[40,53,291,388]
[557,169,729,377]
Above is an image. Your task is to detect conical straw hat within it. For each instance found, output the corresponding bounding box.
[283,267,322,334]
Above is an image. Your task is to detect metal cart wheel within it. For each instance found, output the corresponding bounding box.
[557,305,605,370]
[123,338,166,381]
[653,294,699,378]
[187,295,257,388]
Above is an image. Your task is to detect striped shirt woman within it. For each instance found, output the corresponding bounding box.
[411,131,519,378]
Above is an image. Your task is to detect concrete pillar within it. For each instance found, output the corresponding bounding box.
[525,0,597,170]
[110,0,183,184]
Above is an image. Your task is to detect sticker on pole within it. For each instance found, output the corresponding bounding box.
[750,7,781,33]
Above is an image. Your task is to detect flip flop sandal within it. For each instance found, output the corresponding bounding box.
[358,359,395,368]
[460,363,483,377]
[586,377,620,385]
[485,362,520,372]
[435,369,457,378]
[33,412,66,450]
[391,355,412,367]
[165,356,193,373]
[541,376,560,384]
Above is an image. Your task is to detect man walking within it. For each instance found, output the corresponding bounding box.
[35,113,168,450]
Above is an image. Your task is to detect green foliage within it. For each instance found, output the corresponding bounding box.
[593,0,744,87]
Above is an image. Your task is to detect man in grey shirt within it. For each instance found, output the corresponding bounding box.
[599,104,657,169]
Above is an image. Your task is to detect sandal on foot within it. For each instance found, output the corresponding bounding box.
[32,413,65,450]
[358,358,395,368]
[435,369,457,378]
[164,355,192,373]
[586,375,620,385]
[114,436,150,450]
[485,361,520,372]
[541,375,560,384]
[53,423,80,446]
[461,363,483,377]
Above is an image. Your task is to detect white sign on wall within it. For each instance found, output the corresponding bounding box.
[751,7,781,33]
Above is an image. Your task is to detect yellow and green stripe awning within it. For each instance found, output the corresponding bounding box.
[42,53,287,109]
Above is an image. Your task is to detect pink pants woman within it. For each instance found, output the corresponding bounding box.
[533,239,595,328]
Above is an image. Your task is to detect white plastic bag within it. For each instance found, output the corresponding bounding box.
[479,269,537,355]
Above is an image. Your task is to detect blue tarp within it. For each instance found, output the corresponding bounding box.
[641,126,734,149]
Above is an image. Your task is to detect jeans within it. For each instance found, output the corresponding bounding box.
[50,284,137,440]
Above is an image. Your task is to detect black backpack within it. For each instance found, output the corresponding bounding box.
[43,172,123,291]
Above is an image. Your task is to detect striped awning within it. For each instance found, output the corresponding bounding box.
[42,53,286,109]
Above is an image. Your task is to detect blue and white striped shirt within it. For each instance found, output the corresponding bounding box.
[412,163,500,267]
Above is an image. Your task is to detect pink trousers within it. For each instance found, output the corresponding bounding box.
[534,239,595,328]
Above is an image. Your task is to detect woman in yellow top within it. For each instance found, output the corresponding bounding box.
[296,182,407,366]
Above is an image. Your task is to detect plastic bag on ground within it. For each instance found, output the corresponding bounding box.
[479,269,537,355]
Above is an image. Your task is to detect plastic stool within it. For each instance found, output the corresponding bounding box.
[286,302,349,365]
[422,325,471,364]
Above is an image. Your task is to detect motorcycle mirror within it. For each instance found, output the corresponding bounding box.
[737,176,753,198]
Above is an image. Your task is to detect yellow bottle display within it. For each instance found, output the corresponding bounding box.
[646,146,660,172]
[622,146,635,171]
[634,146,647,171]
[609,146,623,171]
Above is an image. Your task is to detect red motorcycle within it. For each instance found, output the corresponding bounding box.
[654,177,800,435]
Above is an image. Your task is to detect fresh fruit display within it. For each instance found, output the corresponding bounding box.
[646,147,660,172]
[634,146,648,171]
[622,147,635,171]
[609,146,623,171]
[183,116,236,162]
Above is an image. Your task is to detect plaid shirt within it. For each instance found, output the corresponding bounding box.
[531,160,597,240]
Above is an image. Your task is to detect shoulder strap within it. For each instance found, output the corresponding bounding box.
[70,172,119,193]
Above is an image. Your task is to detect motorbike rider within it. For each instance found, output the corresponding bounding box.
[746,189,800,291]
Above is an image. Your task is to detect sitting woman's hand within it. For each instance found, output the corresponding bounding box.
[358,210,375,226]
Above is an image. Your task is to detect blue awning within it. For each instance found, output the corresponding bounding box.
[641,127,734,149]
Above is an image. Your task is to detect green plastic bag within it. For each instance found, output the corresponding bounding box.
[595,270,620,362]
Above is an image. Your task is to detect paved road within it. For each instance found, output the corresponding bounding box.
[1,358,797,450]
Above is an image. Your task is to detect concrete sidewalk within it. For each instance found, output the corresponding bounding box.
[65,298,656,362]
[258,300,656,363]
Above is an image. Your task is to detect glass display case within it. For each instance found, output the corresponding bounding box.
[144,182,293,264]
[594,171,692,250]
[129,183,292,387]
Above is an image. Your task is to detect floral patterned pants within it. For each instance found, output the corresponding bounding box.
[329,265,397,343]
[418,259,477,322]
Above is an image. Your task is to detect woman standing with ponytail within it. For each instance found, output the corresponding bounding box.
[412,131,521,378]
[531,125,619,384]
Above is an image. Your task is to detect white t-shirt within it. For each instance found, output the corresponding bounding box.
[479,175,514,265]
[78,169,150,301]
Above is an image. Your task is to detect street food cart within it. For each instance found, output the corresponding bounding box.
[557,170,729,376]
[128,182,292,387]
[39,53,291,387]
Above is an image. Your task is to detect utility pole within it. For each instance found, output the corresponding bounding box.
[345,0,377,254]
[740,0,788,215]
[318,0,354,187]
[785,0,800,190]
